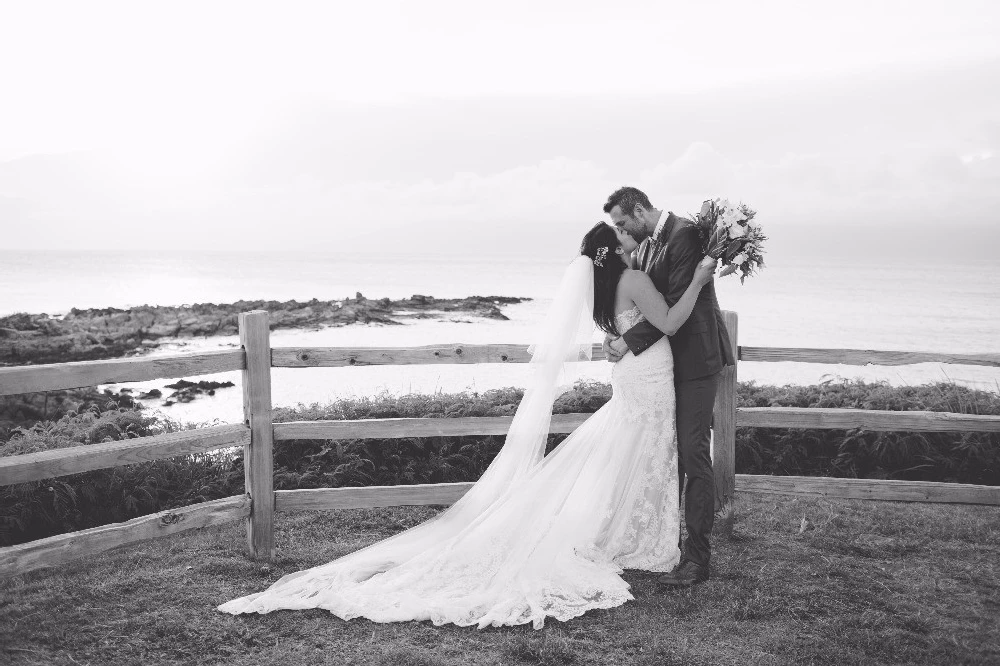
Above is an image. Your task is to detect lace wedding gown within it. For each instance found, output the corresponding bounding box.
[218,306,679,629]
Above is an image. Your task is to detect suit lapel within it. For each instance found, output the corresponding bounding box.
[639,212,678,273]
[637,239,654,272]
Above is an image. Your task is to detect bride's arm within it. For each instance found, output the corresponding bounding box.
[627,259,715,336]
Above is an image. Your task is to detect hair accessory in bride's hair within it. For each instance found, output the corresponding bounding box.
[594,246,608,267]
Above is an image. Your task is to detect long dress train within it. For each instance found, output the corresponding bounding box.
[218,301,679,629]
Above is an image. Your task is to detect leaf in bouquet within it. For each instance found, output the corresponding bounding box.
[704,228,727,258]
[699,200,714,220]
[723,238,744,260]
[694,201,716,235]
[690,211,708,233]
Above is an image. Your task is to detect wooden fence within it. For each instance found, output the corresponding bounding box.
[2,310,999,576]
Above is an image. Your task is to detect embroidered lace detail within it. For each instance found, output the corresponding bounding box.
[614,306,645,334]
[605,336,680,571]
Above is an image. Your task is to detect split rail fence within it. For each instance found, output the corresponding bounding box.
[1,310,999,576]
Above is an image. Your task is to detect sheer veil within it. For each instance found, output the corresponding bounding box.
[218,256,597,610]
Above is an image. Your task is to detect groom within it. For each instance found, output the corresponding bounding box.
[603,186,735,587]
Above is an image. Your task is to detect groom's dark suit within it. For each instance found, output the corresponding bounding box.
[622,212,735,568]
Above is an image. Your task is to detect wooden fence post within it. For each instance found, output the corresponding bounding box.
[713,311,738,523]
[239,310,275,560]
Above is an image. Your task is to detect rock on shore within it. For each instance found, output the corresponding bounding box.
[0,294,528,366]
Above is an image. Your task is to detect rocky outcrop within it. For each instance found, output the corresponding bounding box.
[161,380,236,406]
[0,295,528,366]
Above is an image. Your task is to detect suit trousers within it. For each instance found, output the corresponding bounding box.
[674,371,720,567]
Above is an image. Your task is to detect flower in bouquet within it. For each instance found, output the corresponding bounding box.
[694,198,766,284]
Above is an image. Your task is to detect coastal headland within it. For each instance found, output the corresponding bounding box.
[0,293,529,366]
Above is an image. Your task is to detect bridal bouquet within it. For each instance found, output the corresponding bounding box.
[695,198,766,283]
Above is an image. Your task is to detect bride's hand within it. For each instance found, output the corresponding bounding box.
[693,256,718,287]
[603,334,625,363]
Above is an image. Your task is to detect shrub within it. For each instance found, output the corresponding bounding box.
[1,380,997,546]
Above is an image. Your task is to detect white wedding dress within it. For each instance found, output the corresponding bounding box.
[218,259,680,629]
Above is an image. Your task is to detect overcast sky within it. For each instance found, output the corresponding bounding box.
[1,0,998,260]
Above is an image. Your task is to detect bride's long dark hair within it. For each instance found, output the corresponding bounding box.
[580,222,627,336]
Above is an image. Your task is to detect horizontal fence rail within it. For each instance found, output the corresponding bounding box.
[274,414,591,441]
[736,475,1000,505]
[271,344,604,367]
[275,483,474,512]
[0,424,250,486]
[271,476,1000,511]
[0,349,245,396]
[738,407,1000,433]
[739,347,1000,367]
[271,344,1000,369]
[273,408,1000,442]
[0,495,251,576]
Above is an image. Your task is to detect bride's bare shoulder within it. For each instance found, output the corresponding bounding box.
[620,269,653,290]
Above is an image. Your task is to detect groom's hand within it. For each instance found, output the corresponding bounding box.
[603,334,625,363]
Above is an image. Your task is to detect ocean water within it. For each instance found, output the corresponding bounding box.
[1,250,997,426]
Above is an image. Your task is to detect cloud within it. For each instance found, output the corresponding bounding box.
[638,142,739,198]
[636,138,1000,213]
[3,56,1000,261]
[4,136,998,263]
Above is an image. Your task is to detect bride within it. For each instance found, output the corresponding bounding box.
[218,222,717,629]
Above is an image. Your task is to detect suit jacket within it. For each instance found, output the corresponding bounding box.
[621,212,736,382]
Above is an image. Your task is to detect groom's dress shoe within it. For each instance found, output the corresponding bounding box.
[657,560,710,587]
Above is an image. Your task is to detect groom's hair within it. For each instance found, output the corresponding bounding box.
[603,187,652,216]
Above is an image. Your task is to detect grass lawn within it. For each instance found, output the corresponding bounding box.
[2,493,998,666]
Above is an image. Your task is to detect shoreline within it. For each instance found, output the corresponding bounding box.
[0,293,530,366]
[3,291,997,428]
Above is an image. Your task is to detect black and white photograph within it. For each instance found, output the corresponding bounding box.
[1,1,998,664]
